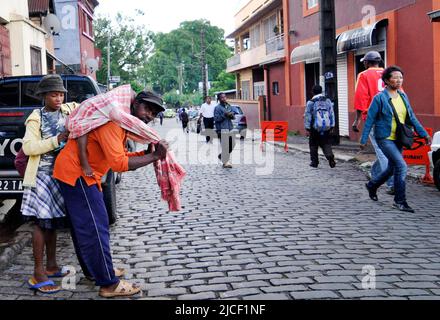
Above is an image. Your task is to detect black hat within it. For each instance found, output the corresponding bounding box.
[35,74,67,96]
[136,91,165,112]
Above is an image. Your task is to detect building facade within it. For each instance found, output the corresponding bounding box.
[0,0,51,76]
[53,0,99,78]
[226,0,286,128]
[228,0,440,138]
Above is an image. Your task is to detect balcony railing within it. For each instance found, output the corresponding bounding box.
[227,53,241,68]
[265,34,284,55]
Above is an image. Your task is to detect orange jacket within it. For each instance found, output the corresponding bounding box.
[53,122,145,190]
[354,67,385,120]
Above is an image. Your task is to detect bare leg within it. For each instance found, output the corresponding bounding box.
[32,225,58,290]
[44,229,59,273]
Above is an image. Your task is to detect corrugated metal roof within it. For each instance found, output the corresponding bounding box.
[28,0,52,15]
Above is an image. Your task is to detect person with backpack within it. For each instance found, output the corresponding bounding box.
[304,85,336,168]
[180,108,189,133]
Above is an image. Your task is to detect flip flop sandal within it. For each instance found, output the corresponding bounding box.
[99,280,141,298]
[46,266,71,278]
[27,278,61,294]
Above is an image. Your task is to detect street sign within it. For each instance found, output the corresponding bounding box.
[261,121,289,152]
[109,76,120,83]
[403,127,434,184]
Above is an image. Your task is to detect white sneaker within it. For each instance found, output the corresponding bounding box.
[223,162,232,169]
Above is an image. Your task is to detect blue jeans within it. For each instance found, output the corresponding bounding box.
[370,132,394,188]
[367,139,408,204]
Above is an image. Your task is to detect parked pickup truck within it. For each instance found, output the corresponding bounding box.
[429,131,440,191]
[0,75,119,225]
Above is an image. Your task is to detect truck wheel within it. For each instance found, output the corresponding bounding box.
[102,170,117,225]
[434,159,440,191]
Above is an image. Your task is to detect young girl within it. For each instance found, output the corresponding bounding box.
[21,75,78,294]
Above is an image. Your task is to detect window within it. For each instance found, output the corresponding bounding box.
[0,82,19,107]
[30,46,42,75]
[272,82,279,96]
[22,82,43,107]
[253,81,265,100]
[82,10,93,38]
[65,80,96,103]
[249,24,261,49]
[263,14,277,41]
[241,81,250,100]
[303,0,319,16]
[307,0,318,9]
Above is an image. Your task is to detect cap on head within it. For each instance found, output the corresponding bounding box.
[360,51,382,63]
[35,74,67,96]
[135,91,165,112]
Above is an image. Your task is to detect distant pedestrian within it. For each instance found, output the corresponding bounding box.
[304,85,336,168]
[214,93,236,169]
[199,96,216,143]
[180,108,189,133]
[158,111,164,126]
[353,51,395,194]
[361,66,431,213]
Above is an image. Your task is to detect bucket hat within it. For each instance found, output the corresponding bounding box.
[35,74,67,96]
[136,91,165,112]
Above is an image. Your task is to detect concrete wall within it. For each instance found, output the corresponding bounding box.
[0,0,29,23]
[7,18,47,76]
[268,62,286,121]
[0,25,12,76]
[54,0,81,66]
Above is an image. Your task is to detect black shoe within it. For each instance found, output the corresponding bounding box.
[386,187,395,196]
[365,183,378,201]
[329,159,336,168]
[392,202,415,213]
[310,162,318,168]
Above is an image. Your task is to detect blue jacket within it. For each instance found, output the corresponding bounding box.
[360,90,428,145]
[214,103,233,132]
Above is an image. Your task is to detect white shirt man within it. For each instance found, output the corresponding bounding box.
[199,97,216,143]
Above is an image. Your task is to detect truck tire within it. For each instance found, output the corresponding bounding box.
[434,159,440,191]
[102,170,117,225]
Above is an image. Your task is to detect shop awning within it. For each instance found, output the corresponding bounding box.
[290,41,320,64]
[428,10,440,22]
[337,19,388,54]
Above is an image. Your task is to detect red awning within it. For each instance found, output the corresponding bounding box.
[28,0,54,16]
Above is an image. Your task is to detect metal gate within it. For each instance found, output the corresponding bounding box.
[337,54,349,136]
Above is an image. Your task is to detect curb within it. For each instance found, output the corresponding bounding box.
[271,141,357,162]
[271,141,427,183]
[0,224,32,271]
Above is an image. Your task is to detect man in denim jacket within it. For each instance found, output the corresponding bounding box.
[214,92,236,168]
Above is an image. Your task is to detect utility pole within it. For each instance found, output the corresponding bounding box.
[319,0,340,145]
[200,27,208,98]
[177,63,184,95]
[107,33,111,90]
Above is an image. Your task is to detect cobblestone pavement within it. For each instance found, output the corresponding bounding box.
[1,119,440,300]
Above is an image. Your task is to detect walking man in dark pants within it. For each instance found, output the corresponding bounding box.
[214,93,236,169]
[304,85,336,168]
[199,96,216,143]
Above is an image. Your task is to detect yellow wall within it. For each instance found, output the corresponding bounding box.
[235,0,276,28]
[7,18,48,76]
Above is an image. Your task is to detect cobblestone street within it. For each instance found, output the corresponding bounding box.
[1,119,440,300]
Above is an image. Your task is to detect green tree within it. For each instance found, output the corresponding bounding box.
[209,71,236,95]
[147,20,233,95]
[94,12,154,88]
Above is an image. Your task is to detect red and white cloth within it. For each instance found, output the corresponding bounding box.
[66,85,186,212]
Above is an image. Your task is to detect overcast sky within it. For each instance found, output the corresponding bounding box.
[94,0,248,36]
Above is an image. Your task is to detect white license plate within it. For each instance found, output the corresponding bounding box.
[0,179,24,192]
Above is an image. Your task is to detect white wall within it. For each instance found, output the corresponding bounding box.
[0,0,29,23]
